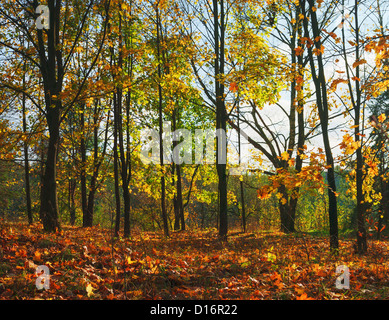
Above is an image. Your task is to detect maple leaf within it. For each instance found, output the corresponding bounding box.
[295,46,304,56]
[281,151,290,161]
[377,113,386,123]
[229,82,238,93]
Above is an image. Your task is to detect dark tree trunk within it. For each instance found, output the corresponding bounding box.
[117,87,131,237]
[240,180,246,233]
[279,184,294,233]
[37,0,64,232]
[40,106,61,232]
[156,6,169,237]
[69,178,76,226]
[116,12,131,238]
[22,60,32,225]
[213,0,228,241]
[172,108,184,231]
[80,103,90,227]
[353,0,367,254]
[301,0,339,250]
[84,102,101,227]
[113,93,121,238]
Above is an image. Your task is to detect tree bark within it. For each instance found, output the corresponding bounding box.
[37,0,63,232]
[69,178,76,225]
[80,103,89,227]
[113,93,121,238]
[172,108,184,231]
[40,105,61,232]
[156,6,169,237]
[353,0,367,254]
[22,56,32,225]
[214,0,228,241]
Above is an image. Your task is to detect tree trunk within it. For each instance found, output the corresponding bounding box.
[240,180,246,233]
[116,11,131,238]
[80,103,89,227]
[301,0,339,250]
[156,7,169,237]
[40,106,61,232]
[113,93,121,238]
[69,178,76,225]
[22,59,32,225]
[353,0,367,254]
[37,0,64,232]
[117,88,131,237]
[214,0,228,241]
[172,108,184,231]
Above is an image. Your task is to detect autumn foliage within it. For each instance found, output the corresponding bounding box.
[1,0,389,302]
[1,222,389,300]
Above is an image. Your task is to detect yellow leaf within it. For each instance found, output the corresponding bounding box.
[281,151,290,161]
[378,113,386,123]
[86,283,94,297]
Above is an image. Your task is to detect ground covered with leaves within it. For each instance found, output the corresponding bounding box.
[1,222,389,300]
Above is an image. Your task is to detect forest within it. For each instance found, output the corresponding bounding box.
[0,0,388,301]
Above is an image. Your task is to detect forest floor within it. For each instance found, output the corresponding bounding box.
[1,221,389,300]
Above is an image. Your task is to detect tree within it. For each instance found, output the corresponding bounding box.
[0,0,111,231]
[226,1,305,233]
[179,0,229,240]
[300,0,339,250]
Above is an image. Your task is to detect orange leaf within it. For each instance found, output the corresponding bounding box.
[229,82,238,93]
[352,59,367,68]
[296,293,315,300]
[313,45,325,56]
[34,250,42,262]
[295,46,304,56]
[330,78,348,91]
[378,114,386,123]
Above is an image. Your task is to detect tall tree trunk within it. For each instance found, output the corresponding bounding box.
[40,105,61,232]
[113,93,121,238]
[353,0,367,254]
[22,56,32,225]
[69,178,76,225]
[37,0,64,232]
[214,0,228,241]
[172,108,184,231]
[80,103,89,227]
[301,0,339,249]
[116,10,131,238]
[237,101,246,233]
[84,102,99,227]
[156,6,169,237]
[118,84,131,238]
